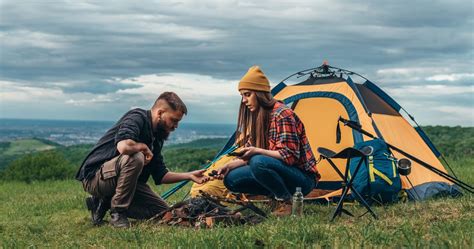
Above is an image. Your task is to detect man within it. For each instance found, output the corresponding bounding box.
[75,92,209,228]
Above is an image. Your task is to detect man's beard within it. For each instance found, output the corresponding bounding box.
[156,120,170,140]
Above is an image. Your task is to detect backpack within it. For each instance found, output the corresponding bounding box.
[348,139,402,204]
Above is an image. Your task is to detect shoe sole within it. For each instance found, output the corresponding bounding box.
[110,223,130,228]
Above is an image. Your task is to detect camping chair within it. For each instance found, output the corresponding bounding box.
[317,146,378,221]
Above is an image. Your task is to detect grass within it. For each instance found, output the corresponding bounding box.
[1,159,473,248]
[0,138,60,171]
[0,139,58,156]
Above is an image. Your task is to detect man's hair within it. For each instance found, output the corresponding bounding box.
[153,92,188,115]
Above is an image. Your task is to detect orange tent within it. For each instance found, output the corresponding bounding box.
[212,64,461,200]
[167,64,462,201]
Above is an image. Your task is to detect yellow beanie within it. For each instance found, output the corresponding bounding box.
[238,66,270,92]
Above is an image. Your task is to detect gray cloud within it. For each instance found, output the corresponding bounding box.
[58,80,141,94]
[0,0,472,125]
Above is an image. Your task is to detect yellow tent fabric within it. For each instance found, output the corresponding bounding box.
[371,114,450,188]
[187,66,459,201]
[190,154,235,198]
[273,82,377,188]
[269,75,457,200]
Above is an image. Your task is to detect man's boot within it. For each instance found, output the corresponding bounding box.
[110,211,130,228]
[85,196,110,226]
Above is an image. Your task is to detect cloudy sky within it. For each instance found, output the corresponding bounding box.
[0,0,473,126]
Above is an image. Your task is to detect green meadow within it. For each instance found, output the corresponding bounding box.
[0,128,473,248]
[0,139,60,171]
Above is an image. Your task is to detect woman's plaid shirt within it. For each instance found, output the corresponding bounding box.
[268,102,319,178]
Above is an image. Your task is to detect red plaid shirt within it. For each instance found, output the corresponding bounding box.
[268,102,319,178]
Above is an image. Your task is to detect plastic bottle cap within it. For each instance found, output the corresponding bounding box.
[296,187,302,192]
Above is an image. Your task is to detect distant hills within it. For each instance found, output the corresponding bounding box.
[0,137,229,181]
[421,126,473,158]
[0,138,62,170]
[0,137,229,173]
[0,126,472,182]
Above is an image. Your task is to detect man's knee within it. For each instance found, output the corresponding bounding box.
[120,153,145,169]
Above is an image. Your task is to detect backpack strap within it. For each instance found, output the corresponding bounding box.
[368,156,375,182]
[368,155,393,185]
[383,152,398,178]
[391,160,397,178]
[372,167,393,185]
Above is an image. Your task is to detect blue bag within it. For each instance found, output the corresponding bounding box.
[349,139,402,204]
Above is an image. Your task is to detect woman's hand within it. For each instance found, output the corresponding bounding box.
[215,164,231,180]
[239,147,283,161]
[215,159,246,179]
[239,146,262,160]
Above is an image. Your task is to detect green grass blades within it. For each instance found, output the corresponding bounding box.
[1,175,472,248]
[0,131,472,248]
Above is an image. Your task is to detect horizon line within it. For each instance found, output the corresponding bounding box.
[0,117,236,126]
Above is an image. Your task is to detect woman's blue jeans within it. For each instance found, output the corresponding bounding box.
[223,155,316,200]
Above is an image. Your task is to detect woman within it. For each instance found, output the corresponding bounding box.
[217,66,320,215]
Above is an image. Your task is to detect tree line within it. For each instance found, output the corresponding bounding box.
[0,139,225,182]
[0,126,472,182]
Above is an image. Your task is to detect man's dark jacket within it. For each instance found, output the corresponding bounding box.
[75,108,168,185]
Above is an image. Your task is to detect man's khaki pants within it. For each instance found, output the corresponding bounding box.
[83,153,169,219]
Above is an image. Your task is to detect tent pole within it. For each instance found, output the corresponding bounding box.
[338,117,465,186]
[338,117,473,194]
[402,108,458,178]
[405,176,421,201]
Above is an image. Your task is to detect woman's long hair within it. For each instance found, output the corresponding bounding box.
[236,91,277,149]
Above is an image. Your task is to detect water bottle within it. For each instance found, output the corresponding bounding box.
[292,187,304,216]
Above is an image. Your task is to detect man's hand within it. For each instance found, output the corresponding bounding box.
[188,169,210,184]
[142,147,153,165]
[117,139,154,165]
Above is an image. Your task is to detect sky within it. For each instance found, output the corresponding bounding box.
[0,0,473,126]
